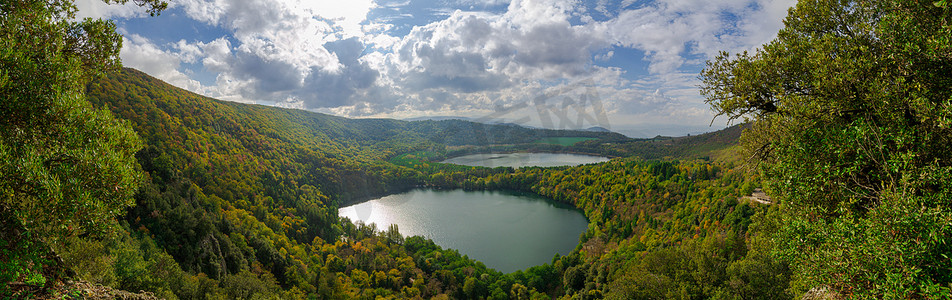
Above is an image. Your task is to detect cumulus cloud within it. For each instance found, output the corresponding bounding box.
[144,0,378,107]
[608,0,796,74]
[385,0,610,98]
[120,35,206,94]
[75,0,149,19]
[87,0,796,133]
[293,38,381,107]
[300,0,376,37]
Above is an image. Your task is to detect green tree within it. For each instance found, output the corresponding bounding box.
[0,0,164,290]
[701,0,952,297]
[510,283,529,300]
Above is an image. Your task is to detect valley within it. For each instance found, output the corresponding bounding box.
[47,68,770,298]
[5,1,950,298]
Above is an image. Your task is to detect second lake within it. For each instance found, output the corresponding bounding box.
[440,152,609,168]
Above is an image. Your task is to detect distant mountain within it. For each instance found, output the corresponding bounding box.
[616,128,651,138]
[572,124,746,160]
[402,115,475,122]
[613,124,728,139]
[584,126,612,132]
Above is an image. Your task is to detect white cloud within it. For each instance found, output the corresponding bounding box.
[193,38,257,103]
[299,0,375,38]
[97,0,796,135]
[120,35,206,94]
[175,0,228,25]
[385,0,610,97]
[176,0,344,72]
[608,0,795,74]
[174,40,203,64]
[75,0,149,19]
[165,0,376,105]
[595,50,614,61]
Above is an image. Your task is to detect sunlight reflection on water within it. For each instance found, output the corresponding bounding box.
[338,189,587,273]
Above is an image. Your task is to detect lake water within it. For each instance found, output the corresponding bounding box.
[440,152,609,168]
[338,189,588,273]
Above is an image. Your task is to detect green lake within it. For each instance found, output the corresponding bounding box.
[338,189,588,273]
[440,152,609,168]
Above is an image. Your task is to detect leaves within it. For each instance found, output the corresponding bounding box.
[0,0,149,242]
[702,0,952,296]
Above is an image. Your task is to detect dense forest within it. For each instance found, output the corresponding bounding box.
[73,68,778,299]
[2,66,781,299]
[3,0,951,299]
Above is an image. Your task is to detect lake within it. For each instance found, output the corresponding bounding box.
[440,152,609,168]
[338,189,588,273]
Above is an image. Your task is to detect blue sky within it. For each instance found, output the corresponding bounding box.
[78,0,795,137]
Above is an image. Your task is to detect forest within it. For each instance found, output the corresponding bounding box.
[2,0,951,299]
[70,68,776,299]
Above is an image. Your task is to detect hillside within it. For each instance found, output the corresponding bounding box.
[87,68,625,201]
[19,68,774,299]
[572,124,746,160]
[8,0,949,297]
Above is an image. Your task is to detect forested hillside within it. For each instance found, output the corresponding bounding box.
[44,68,627,298]
[573,124,746,160]
[6,67,776,299]
[6,0,951,298]
[406,156,787,298]
[88,68,623,202]
[31,69,772,298]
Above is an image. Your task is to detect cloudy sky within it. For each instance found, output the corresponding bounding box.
[78,0,795,137]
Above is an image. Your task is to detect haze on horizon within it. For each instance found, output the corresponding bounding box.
[78,0,795,138]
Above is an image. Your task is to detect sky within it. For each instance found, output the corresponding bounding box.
[77,0,796,138]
